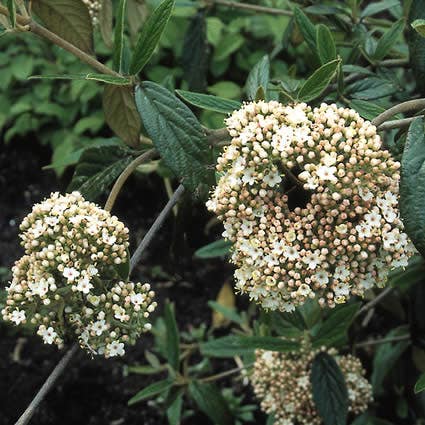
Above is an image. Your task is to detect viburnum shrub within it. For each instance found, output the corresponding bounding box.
[2,0,425,424]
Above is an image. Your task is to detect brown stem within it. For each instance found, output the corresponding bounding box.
[104,149,157,212]
[372,99,425,128]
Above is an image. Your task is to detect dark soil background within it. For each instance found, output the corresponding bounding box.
[0,141,237,425]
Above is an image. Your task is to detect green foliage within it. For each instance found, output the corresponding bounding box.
[194,239,232,259]
[176,90,241,114]
[164,302,180,372]
[245,54,270,100]
[311,352,349,425]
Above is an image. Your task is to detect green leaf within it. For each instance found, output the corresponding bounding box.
[412,19,425,37]
[349,99,386,121]
[103,85,141,148]
[293,7,317,51]
[194,239,232,259]
[135,81,213,192]
[68,145,134,201]
[189,382,233,425]
[361,0,400,18]
[99,0,113,48]
[167,392,183,425]
[316,24,336,64]
[245,55,270,101]
[400,118,425,257]
[371,327,410,395]
[347,76,397,100]
[415,372,425,393]
[6,0,16,28]
[311,352,348,425]
[113,0,127,72]
[200,335,300,358]
[32,0,93,53]
[164,302,180,372]
[129,0,175,75]
[297,59,340,102]
[128,379,174,405]
[372,18,405,61]
[176,90,241,114]
[208,301,244,326]
[312,303,360,348]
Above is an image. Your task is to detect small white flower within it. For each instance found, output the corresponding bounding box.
[334,265,350,281]
[87,265,98,276]
[315,270,329,285]
[40,326,57,344]
[130,293,145,306]
[45,216,59,227]
[282,246,299,261]
[10,309,26,325]
[242,167,256,185]
[76,276,94,294]
[63,267,80,282]
[316,165,337,183]
[364,210,381,228]
[103,234,116,245]
[303,251,321,269]
[358,187,374,202]
[114,306,127,322]
[263,170,282,188]
[92,319,107,336]
[107,341,125,357]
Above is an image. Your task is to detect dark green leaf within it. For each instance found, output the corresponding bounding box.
[129,0,175,75]
[164,302,180,372]
[372,18,405,61]
[135,81,213,192]
[200,335,300,358]
[311,352,348,425]
[349,99,386,120]
[208,301,244,326]
[167,392,183,425]
[182,9,209,92]
[312,303,360,348]
[103,85,141,148]
[99,0,113,48]
[68,145,134,201]
[316,24,336,64]
[245,55,270,100]
[415,372,425,393]
[189,382,233,425]
[32,0,93,53]
[113,0,127,72]
[176,90,241,114]
[347,77,398,100]
[128,379,174,405]
[298,59,340,102]
[400,118,425,257]
[361,0,400,18]
[6,0,16,28]
[371,327,410,395]
[293,7,317,51]
[194,239,232,258]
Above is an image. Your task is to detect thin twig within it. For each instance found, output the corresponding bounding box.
[129,184,186,272]
[377,116,424,131]
[15,344,79,425]
[355,286,393,318]
[0,4,119,77]
[372,99,425,128]
[355,334,410,348]
[207,0,292,16]
[104,149,157,212]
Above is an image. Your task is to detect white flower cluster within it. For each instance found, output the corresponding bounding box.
[2,192,157,358]
[82,0,102,26]
[207,101,415,311]
[251,346,373,425]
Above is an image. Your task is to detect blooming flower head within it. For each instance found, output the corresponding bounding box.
[207,101,415,311]
[251,345,373,425]
[2,192,157,357]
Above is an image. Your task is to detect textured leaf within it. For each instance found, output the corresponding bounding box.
[127,0,148,38]
[99,0,113,47]
[373,18,405,61]
[293,7,317,51]
[316,24,336,64]
[312,303,360,348]
[32,0,93,53]
[415,372,425,393]
[408,0,425,95]
[103,85,141,148]
[135,81,213,191]
[182,9,209,92]
[68,145,134,201]
[349,99,386,120]
[189,382,233,425]
[298,59,340,102]
[311,352,348,425]
[6,0,16,27]
[176,90,241,114]
[400,118,425,257]
[129,0,175,75]
[128,379,174,405]
[200,335,300,357]
[245,55,270,100]
[347,76,397,100]
[164,302,180,372]
[194,239,232,258]
[113,0,127,72]
[361,0,400,18]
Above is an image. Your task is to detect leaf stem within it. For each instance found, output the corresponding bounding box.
[372,99,425,128]
[355,334,410,348]
[377,116,424,131]
[104,149,157,212]
[355,286,393,318]
[15,344,79,425]
[206,0,292,16]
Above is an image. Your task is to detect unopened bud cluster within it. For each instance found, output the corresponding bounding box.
[251,346,372,425]
[2,192,157,358]
[82,0,102,26]
[207,101,415,311]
